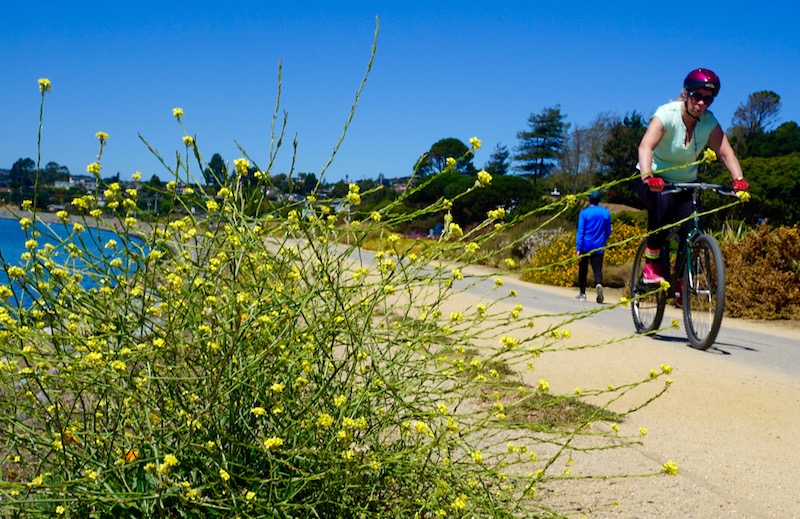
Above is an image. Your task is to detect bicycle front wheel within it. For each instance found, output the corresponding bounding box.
[683,233,725,350]
[631,238,665,334]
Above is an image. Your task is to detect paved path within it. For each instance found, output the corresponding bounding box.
[447,272,800,518]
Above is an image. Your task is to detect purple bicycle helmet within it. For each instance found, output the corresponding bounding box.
[684,68,721,96]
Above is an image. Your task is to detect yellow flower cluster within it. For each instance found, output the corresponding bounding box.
[234,158,250,176]
[662,460,679,476]
[263,437,284,450]
[487,207,505,220]
[86,162,102,177]
[702,148,717,163]
[157,453,179,475]
[38,78,52,93]
[476,169,492,187]
[346,183,361,206]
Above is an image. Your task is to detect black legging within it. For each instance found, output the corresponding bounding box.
[578,253,604,293]
[635,178,694,252]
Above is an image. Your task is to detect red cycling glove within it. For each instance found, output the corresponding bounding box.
[643,176,665,192]
[733,179,749,192]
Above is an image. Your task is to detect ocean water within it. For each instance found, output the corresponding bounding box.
[0,217,145,302]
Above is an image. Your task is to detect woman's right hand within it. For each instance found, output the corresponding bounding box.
[643,176,665,192]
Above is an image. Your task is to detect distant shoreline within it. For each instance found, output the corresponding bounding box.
[0,205,152,235]
[0,205,63,224]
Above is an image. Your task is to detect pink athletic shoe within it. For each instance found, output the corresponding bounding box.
[675,278,684,308]
[642,262,665,284]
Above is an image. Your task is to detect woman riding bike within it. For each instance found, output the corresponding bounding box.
[636,68,749,285]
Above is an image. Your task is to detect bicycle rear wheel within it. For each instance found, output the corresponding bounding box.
[683,233,725,350]
[630,238,665,334]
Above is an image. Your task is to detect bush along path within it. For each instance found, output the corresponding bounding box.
[0,76,685,518]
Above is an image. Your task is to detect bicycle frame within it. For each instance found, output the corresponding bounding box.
[659,185,706,296]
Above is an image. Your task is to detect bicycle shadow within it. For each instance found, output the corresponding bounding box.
[650,334,758,355]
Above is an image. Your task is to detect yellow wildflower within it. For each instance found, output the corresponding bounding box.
[96,131,109,143]
[476,169,492,187]
[317,413,334,427]
[471,450,483,464]
[234,158,250,176]
[86,162,101,177]
[38,78,52,93]
[451,494,468,510]
[263,437,283,450]
[487,207,505,220]
[662,460,679,476]
[172,107,184,119]
[702,148,717,163]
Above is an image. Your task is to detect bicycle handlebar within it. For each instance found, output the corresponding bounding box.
[661,182,739,197]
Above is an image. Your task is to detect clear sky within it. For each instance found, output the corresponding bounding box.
[3,1,799,185]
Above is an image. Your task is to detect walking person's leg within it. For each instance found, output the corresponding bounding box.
[590,253,604,303]
[576,255,589,301]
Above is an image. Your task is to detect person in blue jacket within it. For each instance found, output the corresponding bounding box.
[575,190,612,303]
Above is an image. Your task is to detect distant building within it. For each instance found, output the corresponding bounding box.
[69,175,99,191]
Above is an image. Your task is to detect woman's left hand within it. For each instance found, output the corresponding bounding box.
[733,179,749,192]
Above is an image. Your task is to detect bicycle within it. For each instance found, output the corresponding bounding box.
[630,182,739,350]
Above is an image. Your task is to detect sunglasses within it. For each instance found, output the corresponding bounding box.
[688,91,714,105]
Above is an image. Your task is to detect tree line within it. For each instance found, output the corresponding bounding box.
[409,89,800,227]
[4,90,797,227]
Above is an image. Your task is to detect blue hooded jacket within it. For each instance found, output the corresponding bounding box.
[576,204,611,254]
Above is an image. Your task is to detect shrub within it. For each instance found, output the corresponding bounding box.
[612,209,647,230]
[522,221,642,288]
[723,224,800,319]
[0,65,675,518]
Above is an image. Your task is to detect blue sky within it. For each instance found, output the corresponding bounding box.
[3,2,799,185]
